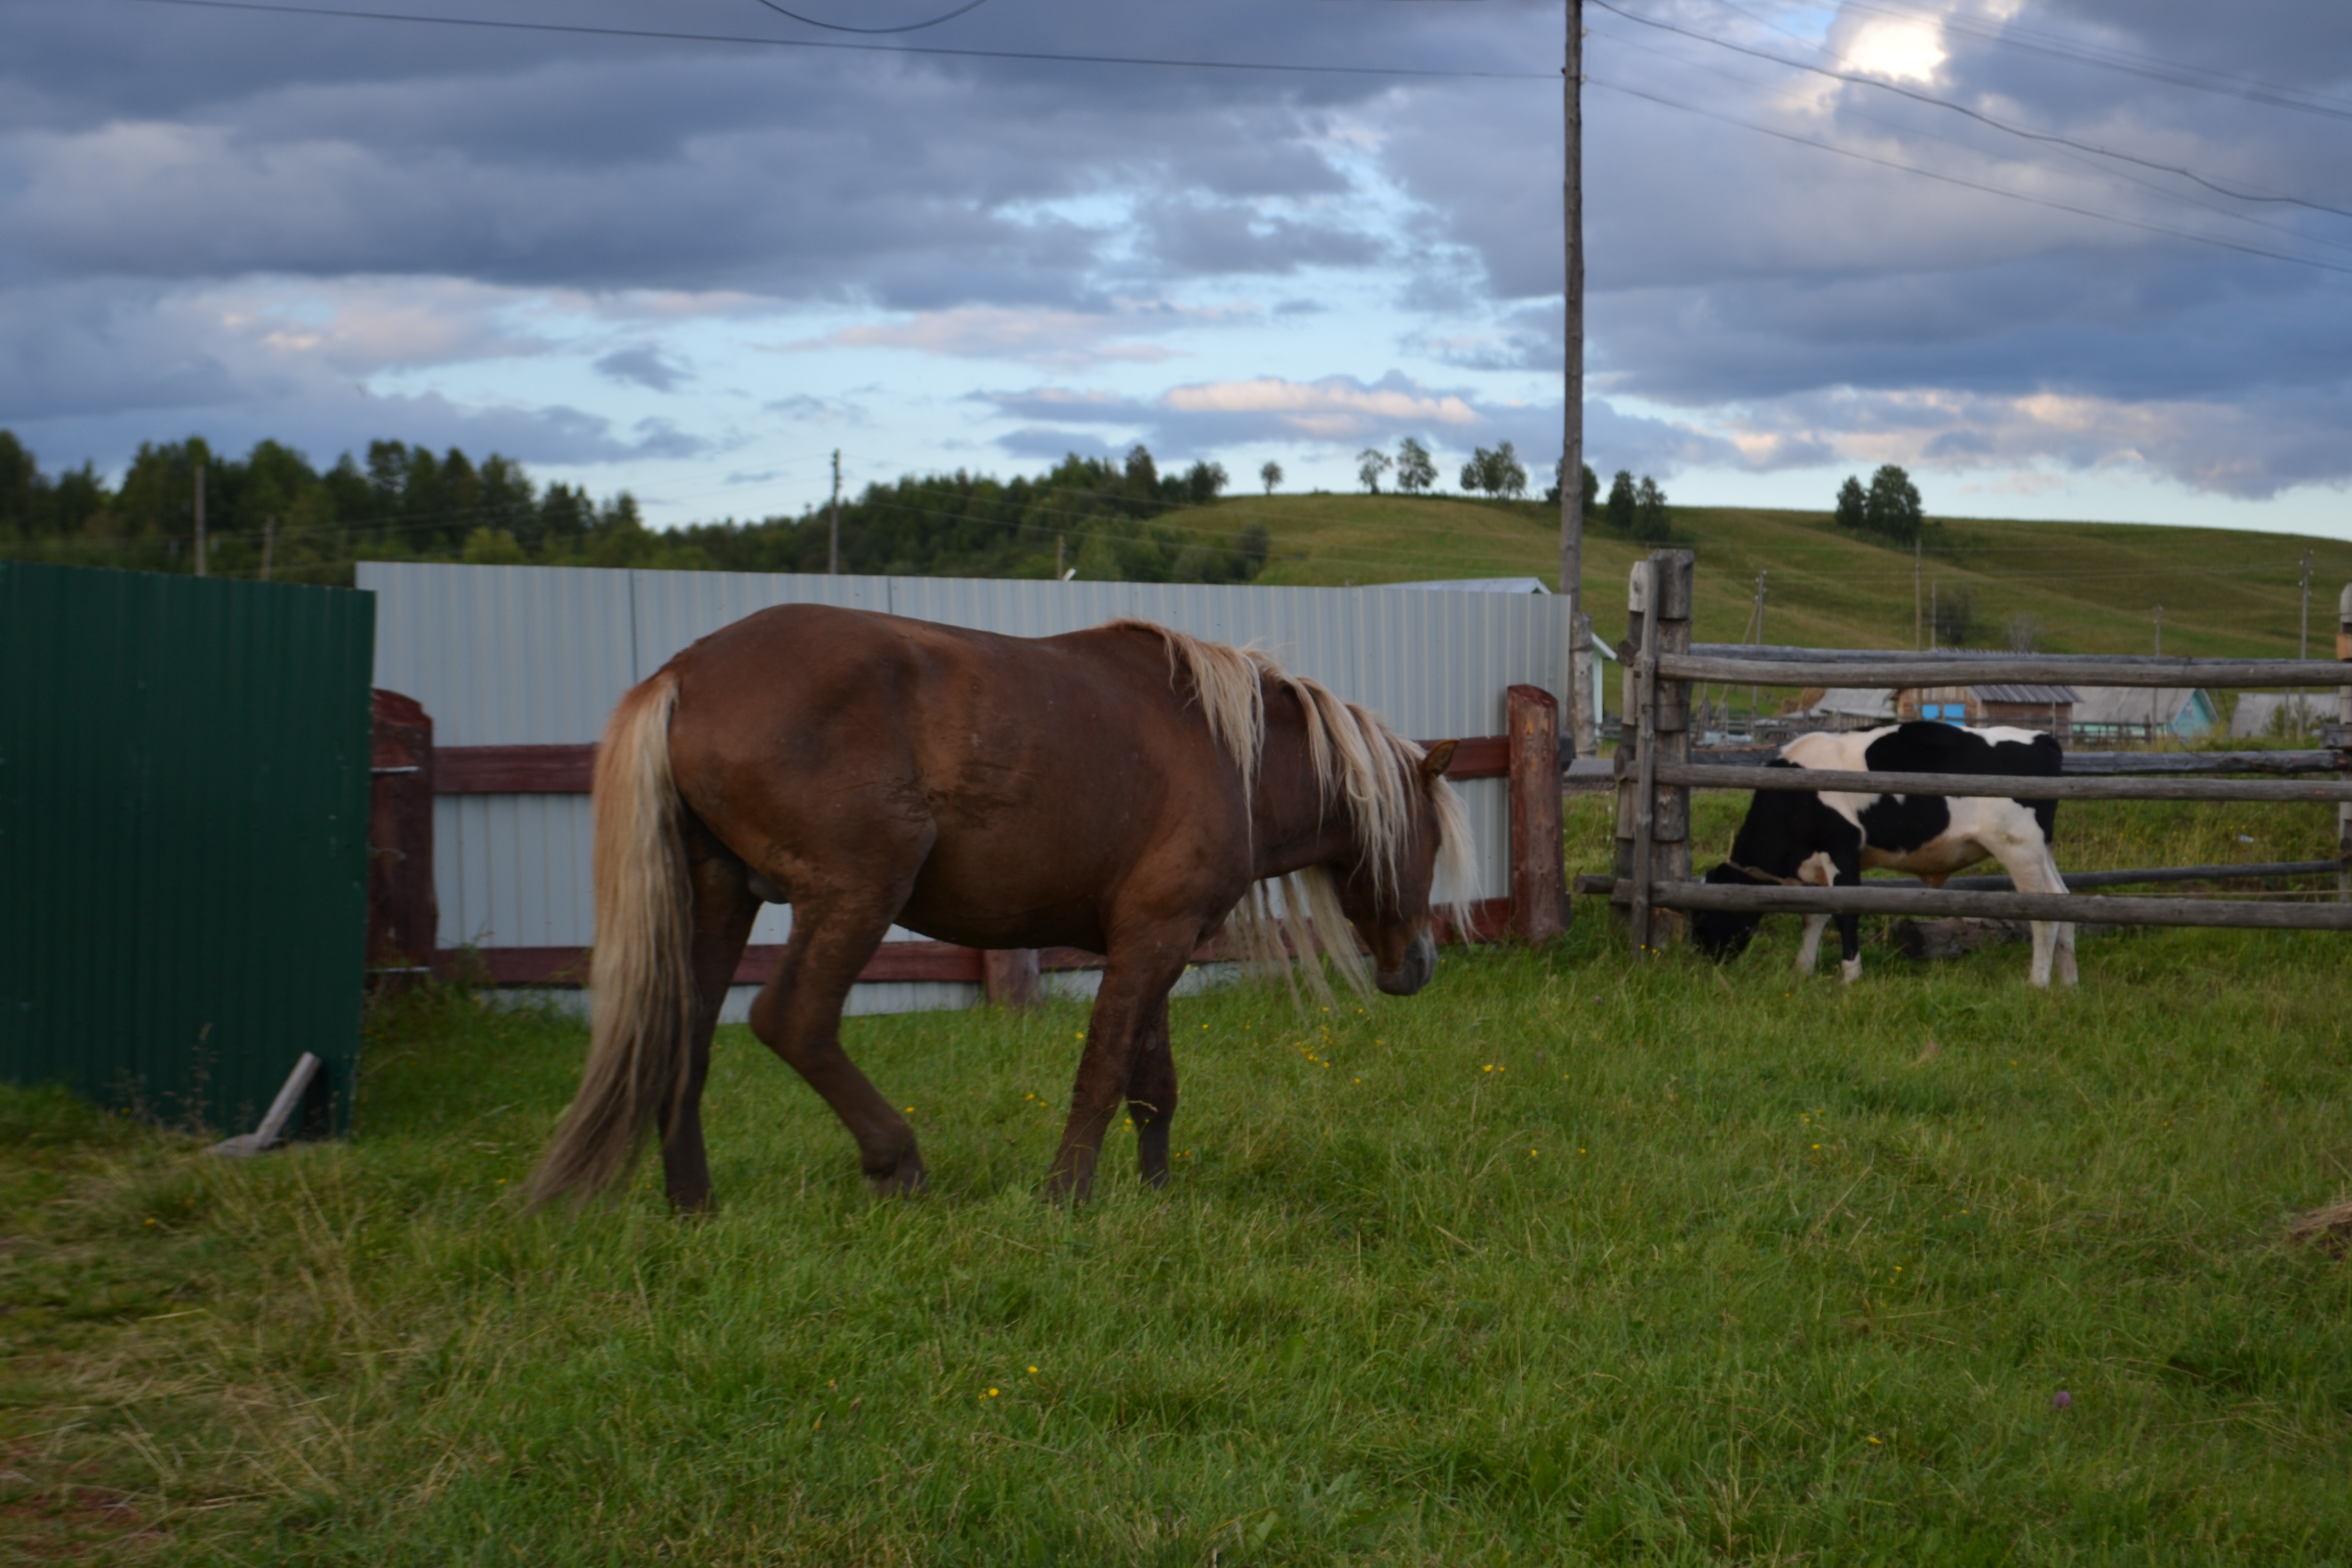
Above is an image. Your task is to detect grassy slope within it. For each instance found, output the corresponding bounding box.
[1185,494,2352,660]
[7,801,2350,1565]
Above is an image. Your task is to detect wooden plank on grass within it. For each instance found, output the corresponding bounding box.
[1651,880,2352,931]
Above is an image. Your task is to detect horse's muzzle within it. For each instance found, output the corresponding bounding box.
[1376,930,1436,996]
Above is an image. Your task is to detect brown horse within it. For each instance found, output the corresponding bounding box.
[527,604,1474,1210]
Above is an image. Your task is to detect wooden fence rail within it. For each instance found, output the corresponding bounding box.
[1610,549,2352,958]
[1658,747,2348,778]
[1659,653,2352,689]
[1650,763,2352,804]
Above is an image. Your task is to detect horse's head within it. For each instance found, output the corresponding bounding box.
[1335,738,1468,996]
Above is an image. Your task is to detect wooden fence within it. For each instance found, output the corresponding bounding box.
[379,686,1569,1004]
[1598,550,2352,956]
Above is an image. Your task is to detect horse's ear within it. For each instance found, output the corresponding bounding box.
[1418,739,1459,781]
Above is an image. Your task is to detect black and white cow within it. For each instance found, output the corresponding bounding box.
[1692,720,2077,986]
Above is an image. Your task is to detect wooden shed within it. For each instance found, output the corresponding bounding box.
[1895,683,2076,741]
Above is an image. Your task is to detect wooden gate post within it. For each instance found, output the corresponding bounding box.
[1656,552,1693,949]
[984,948,1043,1009]
[1507,682,1567,943]
[367,689,437,979]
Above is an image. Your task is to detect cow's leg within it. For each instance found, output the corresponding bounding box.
[1794,915,1828,976]
[1832,844,1865,984]
[1991,836,2071,988]
[2036,846,2078,986]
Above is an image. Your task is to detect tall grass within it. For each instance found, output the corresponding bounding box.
[7,813,2352,1562]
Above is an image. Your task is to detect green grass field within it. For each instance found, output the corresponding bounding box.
[8,800,2350,1565]
[1186,493,2352,663]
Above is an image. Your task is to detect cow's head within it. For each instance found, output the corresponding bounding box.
[1690,861,1768,959]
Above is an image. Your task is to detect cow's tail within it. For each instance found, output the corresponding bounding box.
[527,671,694,1209]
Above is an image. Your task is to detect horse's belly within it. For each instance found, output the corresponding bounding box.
[893,890,1109,954]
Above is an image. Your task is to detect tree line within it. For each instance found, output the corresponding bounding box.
[0,432,1270,587]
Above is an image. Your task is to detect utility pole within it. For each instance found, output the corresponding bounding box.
[193,461,207,578]
[2153,604,2162,655]
[2301,547,2314,660]
[1558,0,1591,756]
[261,516,275,582]
[2298,547,2313,732]
[1749,568,1767,736]
[828,449,842,576]
[1913,535,1922,650]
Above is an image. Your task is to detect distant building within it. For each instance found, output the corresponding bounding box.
[1897,683,2077,742]
[2230,692,2326,740]
[2069,686,2218,746]
[1386,577,1550,594]
[1801,688,1896,729]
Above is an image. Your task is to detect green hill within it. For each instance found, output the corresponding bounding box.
[1174,493,2352,662]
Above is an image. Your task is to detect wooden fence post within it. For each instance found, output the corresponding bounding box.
[368,689,436,978]
[2338,582,2350,901]
[1627,564,1662,954]
[1507,683,1567,943]
[1612,564,1649,929]
[984,948,1042,1008]
[1646,550,1695,952]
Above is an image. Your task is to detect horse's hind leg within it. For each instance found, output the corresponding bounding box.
[748,887,927,1195]
[658,823,762,1213]
[1124,995,1177,1189]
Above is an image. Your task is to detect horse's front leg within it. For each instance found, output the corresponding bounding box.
[1047,935,1190,1202]
[1124,995,1177,1188]
[657,824,761,1213]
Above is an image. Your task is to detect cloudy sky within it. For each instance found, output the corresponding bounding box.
[6,0,2352,539]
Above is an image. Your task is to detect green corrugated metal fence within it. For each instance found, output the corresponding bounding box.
[0,563,374,1134]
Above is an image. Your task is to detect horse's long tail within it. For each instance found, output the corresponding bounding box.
[527,671,694,1208]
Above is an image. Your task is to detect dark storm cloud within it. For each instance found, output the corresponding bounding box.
[6,0,2352,496]
[0,0,1510,299]
[1135,196,1383,277]
[595,345,690,391]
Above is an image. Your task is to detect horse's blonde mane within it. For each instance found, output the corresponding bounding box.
[1113,619,1477,1002]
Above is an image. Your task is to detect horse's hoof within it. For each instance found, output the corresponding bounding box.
[1040,1169,1094,1204]
[867,1153,926,1197]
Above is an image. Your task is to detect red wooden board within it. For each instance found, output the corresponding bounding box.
[433,738,1506,793]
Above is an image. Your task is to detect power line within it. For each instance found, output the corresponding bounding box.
[128,0,1554,79]
[746,0,992,35]
[1588,75,2352,280]
[1819,0,2352,126]
[1592,0,2352,222]
[1588,17,2352,263]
